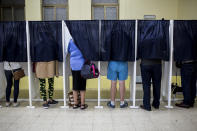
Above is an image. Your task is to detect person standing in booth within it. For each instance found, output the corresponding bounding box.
[175,61,197,108]
[35,61,59,109]
[107,61,128,108]
[138,20,169,111]
[173,20,197,108]
[3,61,21,107]
[67,39,87,110]
[140,59,162,111]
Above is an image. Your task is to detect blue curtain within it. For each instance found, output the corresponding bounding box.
[66,20,100,61]
[66,20,135,61]
[29,21,63,62]
[1,21,27,62]
[137,20,170,61]
[101,20,135,61]
[0,23,3,62]
[174,20,197,61]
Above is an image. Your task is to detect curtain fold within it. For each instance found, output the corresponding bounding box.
[0,23,3,62]
[1,21,27,62]
[101,20,135,61]
[65,20,100,61]
[29,21,63,62]
[174,20,197,61]
[137,20,170,61]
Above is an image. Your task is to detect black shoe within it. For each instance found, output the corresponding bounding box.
[107,101,115,108]
[48,99,58,105]
[189,102,194,108]
[43,103,49,109]
[140,105,151,111]
[175,102,190,108]
[120,101,128,108]
[73,104,80,109]
[152,104,159,109]
[190,104,194,108]
[80,104,88,110]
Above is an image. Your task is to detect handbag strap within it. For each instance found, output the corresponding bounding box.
[8,62,14,74]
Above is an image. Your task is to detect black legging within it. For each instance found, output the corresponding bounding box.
[39,78,54,101]
[4,70,20,103]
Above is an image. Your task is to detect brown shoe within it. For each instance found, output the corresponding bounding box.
[175,102,190,108]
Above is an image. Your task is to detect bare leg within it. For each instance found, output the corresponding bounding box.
[80,91,85,105]
[111,80,117,101]
[119,80,125,102]
[73,90,78,105]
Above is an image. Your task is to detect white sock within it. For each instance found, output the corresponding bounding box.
[111,101,115,105]
[120,101,125,105]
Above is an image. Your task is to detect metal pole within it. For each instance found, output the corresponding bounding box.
[95,20,103,109]
[130,20,139,109]
[165,20,174,109]
[60,20,69,109]
[26,21,35,109]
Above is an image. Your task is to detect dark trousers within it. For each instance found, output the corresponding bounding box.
[181,63,197,106]
[140,64,162,110]
[4,70,20,103]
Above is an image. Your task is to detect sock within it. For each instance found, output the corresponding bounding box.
[120,101,125,106]
[111,101,115,106]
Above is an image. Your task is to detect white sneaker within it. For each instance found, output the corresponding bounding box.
[0,104,2,108]
[6,102,11,107]
[13,102,20,107]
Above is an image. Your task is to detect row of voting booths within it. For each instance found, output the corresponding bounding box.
[0,20,197,108]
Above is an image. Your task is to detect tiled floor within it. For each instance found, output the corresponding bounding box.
[0,101,197,131]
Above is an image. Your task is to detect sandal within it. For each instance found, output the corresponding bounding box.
[80,104,88,110]
[73,104,80,109]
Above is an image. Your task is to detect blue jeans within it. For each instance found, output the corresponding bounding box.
[4,69,20,103]
[181,63,197,106]
[140,64,162,110]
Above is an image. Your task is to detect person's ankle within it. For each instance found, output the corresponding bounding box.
[120,101,125,105]
[110,101,115,106]
[48,99,53,102]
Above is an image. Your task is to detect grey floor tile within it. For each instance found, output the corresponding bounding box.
[0,101,197,131]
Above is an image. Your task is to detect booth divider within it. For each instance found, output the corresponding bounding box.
[130,20,139,109]
[95,20,103,109]
[61,21,70,109]
[165,20,174,109]
[26,21,35,109]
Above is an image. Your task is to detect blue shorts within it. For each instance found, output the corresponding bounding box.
[107,61,128,81]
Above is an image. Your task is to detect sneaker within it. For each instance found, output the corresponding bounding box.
[48,99,58,105]
[120,101,128,108]
[13,102,20,107]
[43,103,49,109]
[0,104,2,108]
[6,102,11,107]
[107,101,115,108]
